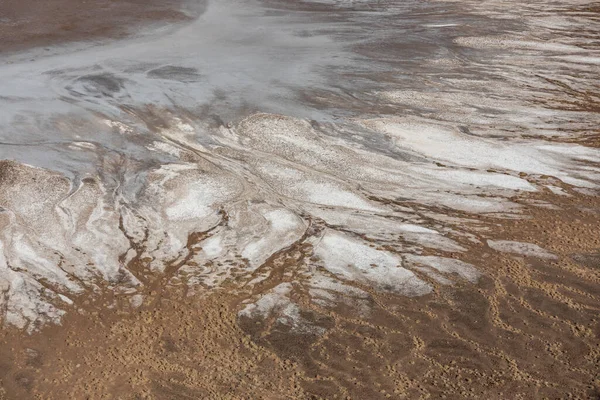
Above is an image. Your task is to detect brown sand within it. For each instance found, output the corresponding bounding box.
[0,291,306,399]
[0,0,196,54]
[0,0,599,399]
[0,189,599,399]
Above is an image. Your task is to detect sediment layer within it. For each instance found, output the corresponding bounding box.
[0,0,599,398]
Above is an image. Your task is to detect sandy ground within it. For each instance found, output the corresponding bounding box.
[0,0,599,399]
[0,0,198,54]
[0,190,599,399]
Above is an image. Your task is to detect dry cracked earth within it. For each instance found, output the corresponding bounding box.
[0,0,599,399]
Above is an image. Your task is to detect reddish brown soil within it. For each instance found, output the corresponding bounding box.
[0,190,599,399]
[0,0,194,54]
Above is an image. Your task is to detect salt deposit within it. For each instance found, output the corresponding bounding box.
[0,0,598,330]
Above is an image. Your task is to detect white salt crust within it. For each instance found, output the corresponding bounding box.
[0,0,598,330]
[487,240,558,260]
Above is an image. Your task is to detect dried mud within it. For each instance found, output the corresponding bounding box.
[0,191,599,399]
[1,0,600,398]
[0,0,199,54]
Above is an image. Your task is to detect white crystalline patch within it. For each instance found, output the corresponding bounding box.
[421,192,518,214]
[0,166,137,330]
[175,120,195,133]
[155,163,198,174]
[58,294,74,305]
[413,267,454,285]
[434,170,536,192]
[314,230,431,296]
[424,23,459,28]
[1,273,66,333]
[254,160,382,212]
[398,224,439,234]
[158,119,197,141]
[487,240,557,260]
[555,55,600,65]
[201,236,223,258]
[309,273,369,299]
[241,209,306,268]
[236,113,358,177]
[130,294,144,308]
[404,254,480,283]
[137,164,246,271]
[365,120,542,172]
[536,144,600,165]
[545,185,569,196]
[11,236,82,293]
[148,141,182,157]
[306,208,465,252]
[69,141,97,151]
[165,179,225,221]
[454,36,583,53]
[300,181,382,211]
[396,224,466,252]
[103,119,134,134]
[363,119,599,189]
[402,233,466,252]
[239,283,292,319]
[239,283,324,334]
[308,273,371,314]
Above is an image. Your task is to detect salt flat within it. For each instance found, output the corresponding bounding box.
[0,0,599,398]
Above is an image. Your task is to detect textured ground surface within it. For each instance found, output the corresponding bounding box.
[0,0,201,54]
[0,0,599,399]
